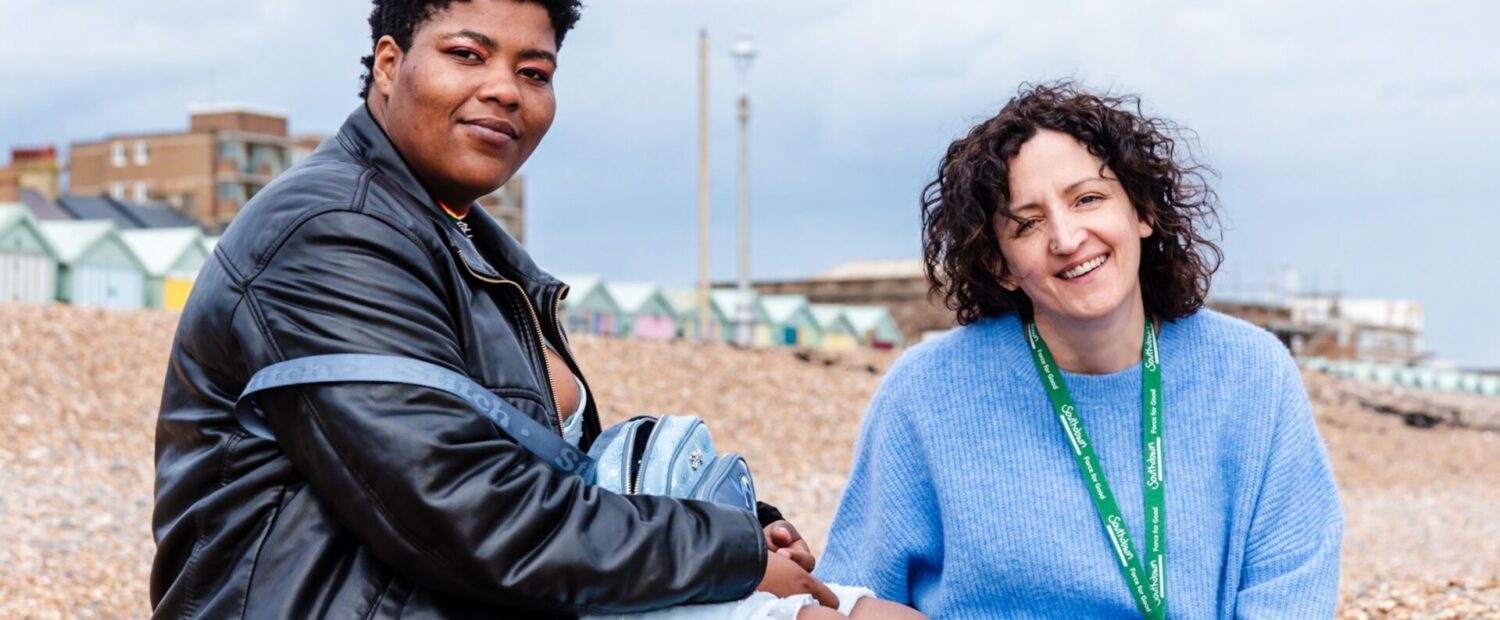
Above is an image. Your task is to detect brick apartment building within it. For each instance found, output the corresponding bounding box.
[69,105,292,232]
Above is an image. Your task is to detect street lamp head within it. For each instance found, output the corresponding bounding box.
[730,32,756,77]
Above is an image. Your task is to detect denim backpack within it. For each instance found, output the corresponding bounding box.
[234,354,757,513]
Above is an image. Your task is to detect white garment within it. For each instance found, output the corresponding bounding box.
[584,583,875,620]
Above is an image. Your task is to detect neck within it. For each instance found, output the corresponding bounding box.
[1032,290,1148,375]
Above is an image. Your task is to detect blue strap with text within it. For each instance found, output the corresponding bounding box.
[236,353,594,478]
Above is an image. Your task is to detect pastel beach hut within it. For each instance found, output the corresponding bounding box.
[558,274,620,336]
[120,228,207,310]
[39,220,148,309]
[710,288,770,344]
[664,289,726,341]
[844,305,905,350]
[604,282,677,341]
[757,294,821,347]
[810,304,860,351]
[0,204,59,304]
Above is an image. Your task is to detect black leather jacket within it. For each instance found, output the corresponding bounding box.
[151,107,767,618]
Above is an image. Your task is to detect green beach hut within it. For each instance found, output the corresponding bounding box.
[757,294,821,347]
[120,228,207,310]
[844,305,905,349]
[810,304,860,351]
[664,289,727,340]
[39,220,148,309]
[0,204,59,305]
[558,274,620,336]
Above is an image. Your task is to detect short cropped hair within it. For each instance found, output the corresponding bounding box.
[358,0,584,99]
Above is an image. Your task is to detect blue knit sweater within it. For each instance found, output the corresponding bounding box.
[816,310,1342,619]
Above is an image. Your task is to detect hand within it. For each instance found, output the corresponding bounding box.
[757,552,839,608]
[764,519,815,572]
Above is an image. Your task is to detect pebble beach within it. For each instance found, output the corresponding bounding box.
[1,303,1496,618]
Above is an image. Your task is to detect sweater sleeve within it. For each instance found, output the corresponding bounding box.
[1235,361,1343,618]
[814,371,942,605]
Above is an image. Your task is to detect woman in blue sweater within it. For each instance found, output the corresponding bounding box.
[815,82,1342,618]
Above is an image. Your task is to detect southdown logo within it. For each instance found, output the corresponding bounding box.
[1145,438,1163,490]
[1058,403,1087,452]
[1106,515,1135,564]
[1143,328,1160,371]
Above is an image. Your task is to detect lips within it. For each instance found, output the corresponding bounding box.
[1057,253,1109,280]
[461,117,519,147]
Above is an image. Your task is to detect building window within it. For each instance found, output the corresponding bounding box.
[111,142,127,167]
[111,182,126,200]
[134,181,150,202]
[134,141,150,166]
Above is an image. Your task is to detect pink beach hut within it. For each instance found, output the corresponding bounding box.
[605,282,677,341]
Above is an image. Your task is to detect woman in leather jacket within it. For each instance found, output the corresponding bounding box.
[149,1,846,617]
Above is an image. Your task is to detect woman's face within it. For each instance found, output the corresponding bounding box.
[371,0,557,204]
[994,129,1153,324]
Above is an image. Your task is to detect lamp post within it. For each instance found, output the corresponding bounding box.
[731,33,756,346]
[696,29,711,342]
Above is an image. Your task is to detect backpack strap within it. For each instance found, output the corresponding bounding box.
[236,353,595,478]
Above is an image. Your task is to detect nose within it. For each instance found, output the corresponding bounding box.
[1048,211,1087,255]
[476,68,522,110]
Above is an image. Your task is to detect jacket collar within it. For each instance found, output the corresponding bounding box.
[335,105,560,292]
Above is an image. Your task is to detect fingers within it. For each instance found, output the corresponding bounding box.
[808,576,839,609]
[777,547,816,572]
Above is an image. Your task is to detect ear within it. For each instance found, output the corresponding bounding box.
[372,35,403,100]
[991,256,1019,291]
[1137,207,1155,239]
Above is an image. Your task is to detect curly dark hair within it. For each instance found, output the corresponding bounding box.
[921,81,1222,324]
[358,0,584,99]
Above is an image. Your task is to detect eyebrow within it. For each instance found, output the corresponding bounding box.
[440,30,557,66]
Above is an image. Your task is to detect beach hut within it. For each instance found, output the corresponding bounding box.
[710,288,770,344]
[757,294,821,347]
[844,305,905,349]
[664,289,726,340]
[120,228,207,310]
[558,274,620,336]
[39,220,147,309]
[810,304,860,351]
[604,282,677,340]
[0,204,59,304]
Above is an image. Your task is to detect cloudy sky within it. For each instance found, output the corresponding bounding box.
[2,0,1497,367]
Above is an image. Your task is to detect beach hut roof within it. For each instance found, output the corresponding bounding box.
[603,282,666,314]
[664,289,727,322]
[759,294,812,324]
[810,304,856,333]
[0,203,24,228]
[39,220,119,264]
[120,228,203,276]
[557,273,603,308]
[843,305,896,333]
[710,288,765,320]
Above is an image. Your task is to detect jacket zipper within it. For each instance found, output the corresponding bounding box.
[455,251,564,438]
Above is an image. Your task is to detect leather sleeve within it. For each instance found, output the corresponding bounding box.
[236,210,766,615]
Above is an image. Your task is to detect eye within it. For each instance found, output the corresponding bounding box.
[1077,194,1102,206]
[1013,218,1040,237]
[520,67,552,84]
[447,48,483,62]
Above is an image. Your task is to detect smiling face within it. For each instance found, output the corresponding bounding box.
[994,129,1154,325]
[368,0,558,206]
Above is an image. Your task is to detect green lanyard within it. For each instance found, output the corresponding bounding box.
[1024,319,1165,620]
